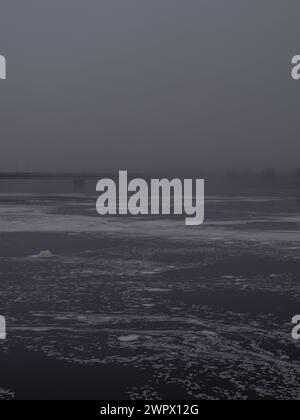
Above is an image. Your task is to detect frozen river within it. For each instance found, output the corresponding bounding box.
[0,190,300,399]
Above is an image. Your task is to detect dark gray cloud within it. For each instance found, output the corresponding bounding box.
[0,0,300,173]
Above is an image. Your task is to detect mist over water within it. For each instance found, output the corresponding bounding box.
[1,0,300,173]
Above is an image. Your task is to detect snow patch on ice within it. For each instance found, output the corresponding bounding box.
[118,334,140,342]
[31,250,54,259]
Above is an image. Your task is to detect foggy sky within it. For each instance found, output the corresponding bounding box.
[0,0,300,173]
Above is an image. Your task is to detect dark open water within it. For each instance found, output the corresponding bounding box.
[0,180,300,400]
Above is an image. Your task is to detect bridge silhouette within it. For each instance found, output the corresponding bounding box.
[0,172,100,180]
[0,172,101,192]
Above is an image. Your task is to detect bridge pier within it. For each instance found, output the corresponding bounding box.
[72,177,87,193]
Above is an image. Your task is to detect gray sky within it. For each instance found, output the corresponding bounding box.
[0,0,300,173]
